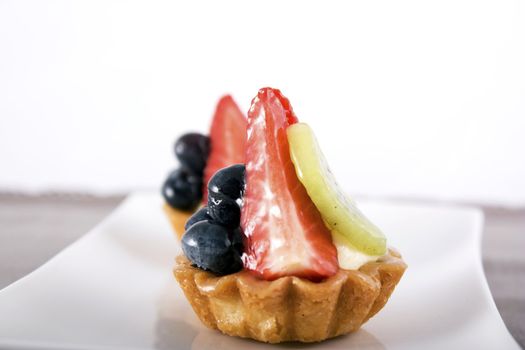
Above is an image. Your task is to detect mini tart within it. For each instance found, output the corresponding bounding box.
[174,249,406,343]
[163,204,192,239]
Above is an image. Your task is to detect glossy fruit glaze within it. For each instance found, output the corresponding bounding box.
[241,88,338,281]
[203,95,247,202]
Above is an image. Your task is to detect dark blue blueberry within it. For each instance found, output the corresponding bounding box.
[207,164,245,201]
[208,192,240,229]
[181,221,243,275]
[185,206,212,230]
[230,227,244,255]
[174,133,210,174]
[162,168,202,211]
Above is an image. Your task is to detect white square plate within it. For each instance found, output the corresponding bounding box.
[0,193,519,350]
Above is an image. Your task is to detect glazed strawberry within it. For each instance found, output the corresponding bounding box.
[203,95,247,201]
[241,88,338,281]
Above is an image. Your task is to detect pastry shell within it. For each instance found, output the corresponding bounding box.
[173,249,406,343]
[163,203,193,239]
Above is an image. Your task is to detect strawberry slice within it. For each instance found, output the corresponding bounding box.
[241,88,338,281]
[203,95,247,201]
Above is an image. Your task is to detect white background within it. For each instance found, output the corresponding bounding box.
[1,0,524,206]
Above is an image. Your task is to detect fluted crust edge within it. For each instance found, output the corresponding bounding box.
[174,249,406,343]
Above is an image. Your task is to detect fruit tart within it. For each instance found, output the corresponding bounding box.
[162,96,247,238]
[174,88,407,343]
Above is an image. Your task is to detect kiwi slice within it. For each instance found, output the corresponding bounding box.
[287,123,387,256]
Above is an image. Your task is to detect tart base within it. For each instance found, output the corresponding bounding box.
[173,249,406,343]
[163,204,192,240]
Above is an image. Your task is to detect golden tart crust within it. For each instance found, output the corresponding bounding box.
[174,249,406,343]
[163,203,193,239]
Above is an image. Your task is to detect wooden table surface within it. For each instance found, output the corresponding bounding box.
[0,193,523,348]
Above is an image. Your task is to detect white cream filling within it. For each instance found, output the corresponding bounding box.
[332,232,380,270]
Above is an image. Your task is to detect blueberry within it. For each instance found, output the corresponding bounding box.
[207,164,245,201]
[185,206,212,230]
[174,133,210,174]
[230,227,244,255]
[181,221,243,275]
[162,168,202,211]
[208,192,240,229]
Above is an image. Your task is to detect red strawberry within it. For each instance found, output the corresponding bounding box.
[203,95,247,201]
[240,88,338,281]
